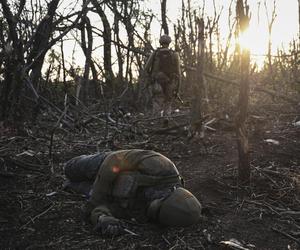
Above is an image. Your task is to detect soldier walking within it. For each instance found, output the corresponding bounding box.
[144,35,181,127]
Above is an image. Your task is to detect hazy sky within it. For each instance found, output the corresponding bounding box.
[59,0,299,67]
[150,0,299,53]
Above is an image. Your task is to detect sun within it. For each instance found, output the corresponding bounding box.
[235,22,270,68]
[237,24,268,54]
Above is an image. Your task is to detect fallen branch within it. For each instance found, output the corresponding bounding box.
[5,157,47,173]
[244,199,281,216]
[271,227,300,245]
[20,203,55,229]
[253,165,279,186]
[204,72,299,105]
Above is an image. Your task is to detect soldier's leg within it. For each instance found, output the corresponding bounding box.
[162,83,174,126]
[152,95,164,117]
[64,152,109,195]
[151,83,164,117]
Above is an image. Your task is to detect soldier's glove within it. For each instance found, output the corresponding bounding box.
[94,215,122,236]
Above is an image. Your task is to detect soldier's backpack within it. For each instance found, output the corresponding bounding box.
[153,48,176,82]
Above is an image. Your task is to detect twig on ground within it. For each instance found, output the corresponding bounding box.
[271,227,300,245]
[244,200,281,216]
[20,203,55,229]
[123,228,139,236]
[253,165,279,186]
[5,157,47,173]
[162,235,171,245]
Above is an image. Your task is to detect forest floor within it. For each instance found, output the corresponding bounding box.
[0,98,300,250]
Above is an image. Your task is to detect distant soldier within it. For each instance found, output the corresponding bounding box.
[64,149,202,235]
[144,35,181,126]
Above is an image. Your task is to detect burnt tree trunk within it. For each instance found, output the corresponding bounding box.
[189,18,205,137]
[28,0,60,89]
[161,0,169,35]
[235,0,251,186]
[81,15,93,104]
[0,0,25,123]
[111,1,124,82]
[60,39,68,94]
[92,0,114,86]
[123,1,135,85]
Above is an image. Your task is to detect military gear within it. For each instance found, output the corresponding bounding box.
[153,48,176,80]
[144,45,181,119]
[159,34,172,45]
[64,149,201,229]
[89,150,181,209]
[147,187,202,227]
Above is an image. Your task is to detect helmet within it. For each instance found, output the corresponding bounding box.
[159,34,172,45]
[147,187,202,227]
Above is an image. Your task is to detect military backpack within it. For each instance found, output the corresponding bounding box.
[152,48,176,82]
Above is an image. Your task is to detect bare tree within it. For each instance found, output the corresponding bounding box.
[0,0,91,124]
[111,1,124,82]
[219,0,235,70]
[161,0,169,35]
[28,0,60,89]
[92,0,114,86]
[189,17,205,138]
[81,15,93,104]
[298,0,300,40]
[235,0,251,186]
[206,0,222,71]
[0,0,26,122]
[264,0,277,78]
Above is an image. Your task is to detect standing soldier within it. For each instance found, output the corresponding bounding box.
[144,35,181,127]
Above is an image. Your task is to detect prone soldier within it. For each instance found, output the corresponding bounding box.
[64,149,202,235]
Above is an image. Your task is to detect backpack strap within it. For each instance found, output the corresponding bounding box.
[135,173,183,187]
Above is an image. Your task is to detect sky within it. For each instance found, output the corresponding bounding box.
[58,0,299,69]
[149,0,299,53]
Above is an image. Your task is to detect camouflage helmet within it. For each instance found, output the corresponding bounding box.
[147,187,202,227]
[159,34,172,45]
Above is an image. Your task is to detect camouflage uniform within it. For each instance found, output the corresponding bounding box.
[64,149,201,232]
[144,36,181,121]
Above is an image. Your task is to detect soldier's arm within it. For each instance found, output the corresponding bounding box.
[90,204,121,235]
[87,151,129,226]
[90,204,114,226]
[144,52,155,76]
[87,152,124,234]
[87,154,120,221]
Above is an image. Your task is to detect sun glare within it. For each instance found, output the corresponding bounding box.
[237,29,251,51]
[235,21,270,68]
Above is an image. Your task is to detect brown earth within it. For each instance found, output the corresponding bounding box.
[0,102,299,250]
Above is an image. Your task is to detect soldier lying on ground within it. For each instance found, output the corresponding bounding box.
[64,149,202,235]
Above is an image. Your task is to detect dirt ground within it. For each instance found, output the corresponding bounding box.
[0,101,299,250]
